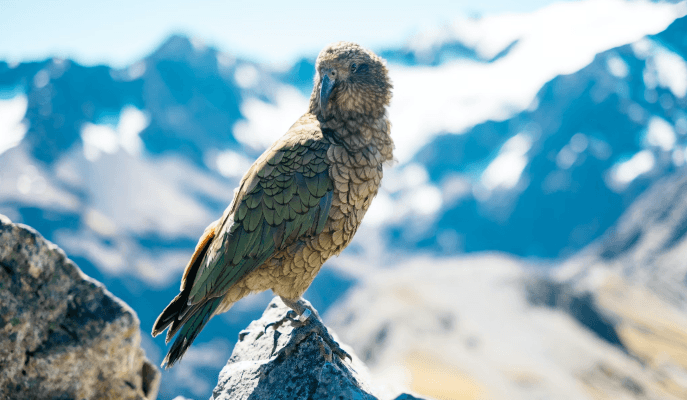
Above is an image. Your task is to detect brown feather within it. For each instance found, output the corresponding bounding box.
[181,220,218,291]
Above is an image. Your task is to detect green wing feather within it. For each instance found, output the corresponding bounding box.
[161,296,223,368]
[187,134,334,304]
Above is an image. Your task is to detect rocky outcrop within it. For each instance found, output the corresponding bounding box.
[0,214,160,400]
[211,298,424,400]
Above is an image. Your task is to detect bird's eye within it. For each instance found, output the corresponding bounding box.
[350,63,357,72]
[331,70,336,77]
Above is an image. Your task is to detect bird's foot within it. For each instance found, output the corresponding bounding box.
[302,311,351,362]
[268,308,351,363]
[263,309,300,334]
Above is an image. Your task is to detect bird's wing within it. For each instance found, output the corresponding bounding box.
[186,130,333,304]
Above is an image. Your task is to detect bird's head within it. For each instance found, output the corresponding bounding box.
[310,42,392,121]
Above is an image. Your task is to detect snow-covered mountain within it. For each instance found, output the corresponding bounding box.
[384,7,687,258]
[1,1,686,398]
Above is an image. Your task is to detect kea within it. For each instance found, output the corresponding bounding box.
[152,41,394,368]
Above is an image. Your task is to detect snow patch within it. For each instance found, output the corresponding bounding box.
[408,184,443,216]
[126,61,146,80]
[366,163,441,225]
[556,146,577,170]
[33,70,49,88]
[382,163,430,194]
[570,133,589,153]
[632,38,653,59]
[214,149,253,178]
[82,125,119,160]
[482,133,531,190]
[190,36,206,52]
[0,147,80,211]
[233,86,308,151]
[118,107,149,154]
[645,116,676,151]
[389,0,684,162]
[84,208,118,237]
[234,64,259,89]
[611,150,655,186]
[606,54,629,78]
[0,95,28,156]
[80,106,149,161]
[363,191,394,227]
[653,45,687,98]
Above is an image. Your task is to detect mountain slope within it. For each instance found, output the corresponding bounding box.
[386,13,687,258]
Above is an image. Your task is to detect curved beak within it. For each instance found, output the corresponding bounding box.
[319,74,336,116]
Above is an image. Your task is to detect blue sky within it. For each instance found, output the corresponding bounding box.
[1,0,565,67]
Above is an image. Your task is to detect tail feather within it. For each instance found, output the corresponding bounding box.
[165,299,204,343]
[152,219,220,366]
[151,292,187,338]
[161,296,223,369]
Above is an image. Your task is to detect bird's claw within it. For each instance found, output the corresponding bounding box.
[264,310,300,334]
[322,336,351,362]
[319,328,351,362]
[300,307,350,361]
[268,311,351,362]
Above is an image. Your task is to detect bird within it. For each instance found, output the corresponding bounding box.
[151,41,394,368]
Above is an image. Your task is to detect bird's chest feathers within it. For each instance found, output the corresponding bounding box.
[325,143,384,245]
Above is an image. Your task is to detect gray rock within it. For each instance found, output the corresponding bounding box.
[0,214,160,400]
[212,298,420,400]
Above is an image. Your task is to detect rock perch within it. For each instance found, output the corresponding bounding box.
[211,297,424,400]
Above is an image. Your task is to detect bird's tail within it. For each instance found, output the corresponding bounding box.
[159,296,223,369]
[151,219,220,368]
[151,291,187,340]
[152,289,223,369]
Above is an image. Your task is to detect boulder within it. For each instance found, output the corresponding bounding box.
[211,298,424,400]
[0,214,160,400]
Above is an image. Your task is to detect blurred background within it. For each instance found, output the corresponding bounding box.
[2,0,687,399]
